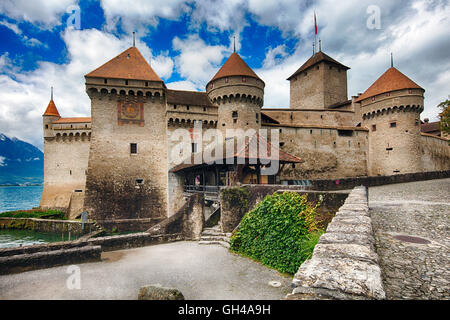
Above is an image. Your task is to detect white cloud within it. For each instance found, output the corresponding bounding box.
[0,0,77,29]
[166,80,199,91]
[100,0,190,34]
[0,156,6,166]
[172,34,228,87]
[0,28,173,148]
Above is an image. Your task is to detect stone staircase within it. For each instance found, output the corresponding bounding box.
[198,225,231,249]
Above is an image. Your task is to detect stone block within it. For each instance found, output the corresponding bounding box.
[292,257,385,300]
[138,285,185,300]
[312,243,378,264]
[326,221,373,236]
[318,232,375,248]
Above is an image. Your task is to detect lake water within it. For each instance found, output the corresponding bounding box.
[0,229,81,248]
[0,185,43,213]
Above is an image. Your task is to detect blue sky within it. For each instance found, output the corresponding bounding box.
[0,0,449,148]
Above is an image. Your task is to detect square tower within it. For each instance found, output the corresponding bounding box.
[288,51,349,110]
[83,47,169,231]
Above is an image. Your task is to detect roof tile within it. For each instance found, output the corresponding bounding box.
[43,100,60,117]
[210,53,262,83]
[85,47,163,82]
[356,67,423,102]
[288,51,350,80]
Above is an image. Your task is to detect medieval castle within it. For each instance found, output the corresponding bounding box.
[40,44,450,229]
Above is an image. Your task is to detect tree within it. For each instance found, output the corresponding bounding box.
[437,98,450,136]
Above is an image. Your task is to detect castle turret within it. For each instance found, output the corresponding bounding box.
[356,67,425,176]
[206,52,265,137]
[288,51,350,110]
[42,89,61,138]
[83,46,169,228]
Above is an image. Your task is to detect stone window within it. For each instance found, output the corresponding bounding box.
[280,142,285,147]
[386,92,390,97]
[203,107,207,112]
[338,130,353,137]
[233,119,237,124]
[125,80,129,85]
[130,143,138,154]
[186,106,190,110]
[390,122,397,128]
[45,125,48,129]
[232,111,238,118]
[371,97,375,101]
[316,66,319,70]
[191,143,198,153]
[372,124,377,132]
[104,79,108,84]
[69,170,72,175]
[225,78,229,83]
[174,105,177,109]
[242,77,246,82]
[310,129,313,134]
[145,82,148,87]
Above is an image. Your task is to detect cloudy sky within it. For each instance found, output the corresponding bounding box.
[0,0,449,149]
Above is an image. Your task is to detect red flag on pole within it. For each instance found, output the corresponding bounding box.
[314,12,318,35]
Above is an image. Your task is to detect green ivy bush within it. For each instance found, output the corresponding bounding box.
[229,192,323,275]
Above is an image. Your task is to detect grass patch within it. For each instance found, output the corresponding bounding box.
[0,209,66,220]
[230,192,323,275]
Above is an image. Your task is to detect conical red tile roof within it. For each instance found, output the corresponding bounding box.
[85,47,163,82]
[210,53,262,83]
[356,67,423,102]
[287,51,350,80]
[43,100,60,117]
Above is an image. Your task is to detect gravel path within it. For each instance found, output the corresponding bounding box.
[369,178,450,300]
[0,241,291,300]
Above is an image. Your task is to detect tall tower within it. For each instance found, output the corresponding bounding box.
[206,52,265,138]
[356,67,424,176]
[288,51,350,110]
[83,46,169,229]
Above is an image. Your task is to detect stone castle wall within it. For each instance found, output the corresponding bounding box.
[40,133,90,217]
[264,124,368,180]
[262,109,355,127]
[420,134,450,171]
[83,82,169,224]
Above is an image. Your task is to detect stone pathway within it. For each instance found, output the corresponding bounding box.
[0,241,291,300]
[369,178,450,300]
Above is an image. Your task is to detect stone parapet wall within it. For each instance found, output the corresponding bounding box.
[86,233,183,252]
[0,217,96,235]
[306,170,450,191]
[287,186,385,300]
[0,245,101,275]
[0,232,183,274]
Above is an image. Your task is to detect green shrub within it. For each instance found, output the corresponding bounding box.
[230,192,323,275]
[0,209,66,220]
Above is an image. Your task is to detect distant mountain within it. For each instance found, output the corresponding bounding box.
[0,133,43,185]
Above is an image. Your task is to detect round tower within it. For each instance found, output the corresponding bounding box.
[42,88,61,139]
[357,67,424,176]
[206,53,265,138]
